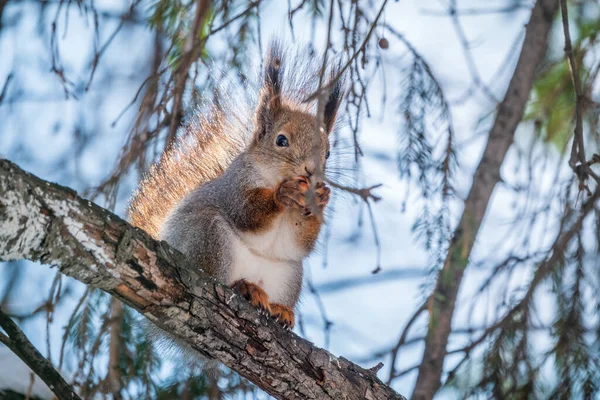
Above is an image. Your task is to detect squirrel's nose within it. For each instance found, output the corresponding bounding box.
[305,160,316,177]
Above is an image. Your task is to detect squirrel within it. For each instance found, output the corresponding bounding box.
[128,41,343,330]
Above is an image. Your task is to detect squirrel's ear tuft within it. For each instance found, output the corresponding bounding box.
[323,71,344,134]
[255,41,284,142]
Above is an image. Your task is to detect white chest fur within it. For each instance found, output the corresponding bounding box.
[227,213,305,304]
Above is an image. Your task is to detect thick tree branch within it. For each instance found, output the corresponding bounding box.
[0,159,404,400]
[410,1,559,399]
[0,307,81,400]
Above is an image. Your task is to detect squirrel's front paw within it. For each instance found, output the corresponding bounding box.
[301,181,330,216]
[231,279,271,314]
[276,176,309,209]
[315,181,331,211]
[269,303,295,329]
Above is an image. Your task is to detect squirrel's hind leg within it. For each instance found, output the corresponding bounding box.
[231,279,271,314]
[230,280,295,329]
[269,303,295,330]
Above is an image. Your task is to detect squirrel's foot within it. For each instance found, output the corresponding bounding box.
[231,280,271,314]
[269,303,295,330]
[276,176,309,209]
[315,181,330,208]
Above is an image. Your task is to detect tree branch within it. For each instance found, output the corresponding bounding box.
[410,1,559,399]
[561,0,585,171]
[0,307,82,400]
[164,0,212,150]
[0,159,405,400]
[560,0,600,190]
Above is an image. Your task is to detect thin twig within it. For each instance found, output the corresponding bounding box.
[0,73,13,104]
[306,278,333,350]
[325,179,382,202]
[304,0,389,103]
[560,0,600,188]
[421,4,529,17]
[164,0,212,150]
[448,0,499,103]
[0,307,82,400]
[59,289,89,370]
[387,301,427,384]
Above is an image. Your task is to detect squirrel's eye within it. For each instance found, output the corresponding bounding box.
[326,150,331,159]
[276,134,289,147]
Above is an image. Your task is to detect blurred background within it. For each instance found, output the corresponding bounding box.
[1,0,600,398]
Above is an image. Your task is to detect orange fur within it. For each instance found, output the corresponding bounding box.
[269,303,295,328]
[235,187,283,232]
[231,279,271,313]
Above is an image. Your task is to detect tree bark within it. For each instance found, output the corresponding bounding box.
[411,1,559,399]
[0,159,404,400]
[106,298,123,399]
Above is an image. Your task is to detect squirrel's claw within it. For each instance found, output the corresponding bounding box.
[315,182,331,209]
[276,176,309,209]
[276,177,331,217]
[303,182,331,216]
[231,279,271,314]
[269,303,295,329]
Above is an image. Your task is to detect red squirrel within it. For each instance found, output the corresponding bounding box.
[128,42,343,329]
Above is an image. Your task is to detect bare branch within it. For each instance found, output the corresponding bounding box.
[0,307,82,400]
[0,159,405,400]
[326,179,382,202]
[560,0,600,189]
[421,3,530,17]
[305,0,389,103]
[164,0,212,150]
[387,302,427,384]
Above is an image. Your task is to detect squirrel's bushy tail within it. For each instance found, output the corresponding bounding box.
[128,105,249,238]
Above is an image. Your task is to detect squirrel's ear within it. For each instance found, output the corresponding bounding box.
[323,74,344,134]
[254,43,284,142]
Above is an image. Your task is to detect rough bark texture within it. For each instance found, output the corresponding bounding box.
[0,159,404,400]
[411,1,559,399]
[107,298,123,398]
